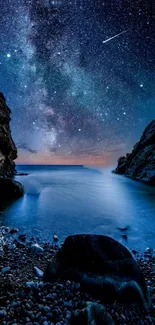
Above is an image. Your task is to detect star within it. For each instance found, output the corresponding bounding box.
[0,1,154,165]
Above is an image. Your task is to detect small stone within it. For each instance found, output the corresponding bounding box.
[0,310,7,317]
[46,312,53,320]
[18,234,26,242]
[33,266,43,278]
[15,239,26,248]
[63,301,73,308]
[1,266,11,273]
[30,243,44,254]
[132,249,138,254]
[144,247,153,256]
[26,281,35,288]
[74,283,81,291]
[122,234,127,239]
[66,311,72,320]
[9,228,19,234]
[0,247,4,257]
[42,306,51,313]
[53,235,59,242]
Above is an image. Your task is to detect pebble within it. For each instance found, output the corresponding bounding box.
[53,235,59,242]
[144,247,153,256]
[18,234,26,242]
[30,243,44,254]
[122,234,127,239]
[0,227,155,325]
[33,266,43,278]
[0,310,7,317]
[1,266,11,273]
[9,228,19,234]
[26,281,36,288]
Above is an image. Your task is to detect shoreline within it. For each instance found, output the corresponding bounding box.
[0,227,155,324]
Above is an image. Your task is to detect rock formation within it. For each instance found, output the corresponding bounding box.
[0,92,17,177]
[44,234,151,309]
[0,92,23,208]
[113,120,155,184]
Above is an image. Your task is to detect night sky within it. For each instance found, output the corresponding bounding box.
[0,0,155,165]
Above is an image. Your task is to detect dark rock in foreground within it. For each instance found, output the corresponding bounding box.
[113,120,155,184]
[0,177,24,209]
[0,92,23,207]
[44,234,151,309]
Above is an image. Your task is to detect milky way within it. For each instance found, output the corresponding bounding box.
[0,0,155,165]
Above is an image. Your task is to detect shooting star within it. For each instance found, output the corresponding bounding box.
[102,29,131,44]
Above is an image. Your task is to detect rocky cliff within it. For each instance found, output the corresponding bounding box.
[0,92,17,177]
[0,92,23,208]
[113,120,155,184]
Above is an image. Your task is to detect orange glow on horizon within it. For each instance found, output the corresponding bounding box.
[16,150,116,166]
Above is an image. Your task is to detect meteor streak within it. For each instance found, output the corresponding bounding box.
[102,29,131,44]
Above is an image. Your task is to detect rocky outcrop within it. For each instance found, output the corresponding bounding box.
[113,120,155,184]
[0,92,17,177]
[44,234,151,309]
[0,93,23,208]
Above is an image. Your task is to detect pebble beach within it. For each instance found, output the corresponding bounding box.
[0,227,155,325]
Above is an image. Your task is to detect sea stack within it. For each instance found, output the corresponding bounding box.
[0,92,23,207]
[113,120,155,184]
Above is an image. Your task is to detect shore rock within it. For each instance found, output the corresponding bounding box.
[0,177,23,201]
[72,302,115,325]
[0,93,23,207]
[113,120,155,184]
[44,234,151,309]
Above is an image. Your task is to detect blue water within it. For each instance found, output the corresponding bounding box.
[1,165,155,251]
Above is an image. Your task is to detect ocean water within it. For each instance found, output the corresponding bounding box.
[1,165,155,251]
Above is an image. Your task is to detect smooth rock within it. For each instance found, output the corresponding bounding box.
[53,235,59,242]
[30,243,44,254]
[9,228,19,234]
[144,248,153,256]
[26,281,35,288]
[122,234,127,239]
[0,310,7,317]
[18,234,26,242]
[33,266,43,278]
[44,234,151,309]
[1,266,11,273]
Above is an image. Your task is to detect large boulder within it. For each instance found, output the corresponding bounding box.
[44,234,151,309]
[0,93,24,207]
[113,120,155,184]
[0,177,23,202]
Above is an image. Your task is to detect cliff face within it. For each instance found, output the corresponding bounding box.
[113,120,155,185]
[0,92,23,208]
[0,92,17,177]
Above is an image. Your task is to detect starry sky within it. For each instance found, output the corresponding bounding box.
[0,0,155,165]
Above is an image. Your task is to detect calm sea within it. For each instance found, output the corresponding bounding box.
[1,165,155,251]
